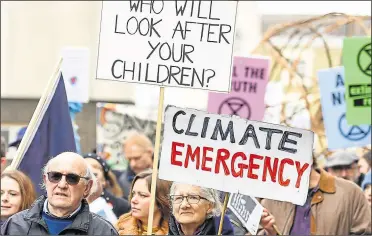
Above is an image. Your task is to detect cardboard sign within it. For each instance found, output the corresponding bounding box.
[89,197,118,224]
[96,103,157,170]
[318,67,371,150]
[159,105,314,205]
[96,1,238,92]
[208,56,270,120]
[228,193,263,235]
[61,47,90,103]
[343,37,371,125]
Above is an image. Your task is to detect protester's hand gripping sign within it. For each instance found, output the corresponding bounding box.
[159,106,314,205]
[96,1,238,92]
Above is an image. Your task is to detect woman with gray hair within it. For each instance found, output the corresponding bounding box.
[168,182,234,235]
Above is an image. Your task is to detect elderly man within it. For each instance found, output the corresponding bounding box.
[259,156,371,235]
[1,152,118,235]
[118,132,154,199]
[325,151,363,186]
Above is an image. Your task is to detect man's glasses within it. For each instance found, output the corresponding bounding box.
[170,195,208,204]
[47,171,89,185]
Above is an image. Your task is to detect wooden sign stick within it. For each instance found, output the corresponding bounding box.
[147,87,165,235]
[218,192,230,235]
[273,224,282,235]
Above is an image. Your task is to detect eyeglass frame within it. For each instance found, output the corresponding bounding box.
[46,171,90,186]
[170,195,209,205]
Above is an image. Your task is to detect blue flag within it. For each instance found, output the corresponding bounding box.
[18,73,77,196]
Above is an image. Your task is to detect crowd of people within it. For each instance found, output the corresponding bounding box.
[0,132,371,235]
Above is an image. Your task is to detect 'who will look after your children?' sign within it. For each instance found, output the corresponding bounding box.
[318,67,371,150]
[159,106,314,206]
[96,0,238,92]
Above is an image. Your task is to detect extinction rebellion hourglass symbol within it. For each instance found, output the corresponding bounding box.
[357,43,371,77]
[218,97,251,119]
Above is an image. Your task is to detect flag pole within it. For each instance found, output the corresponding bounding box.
[9,58,63,170]
[147,86,165,235]
[218,192,230,235]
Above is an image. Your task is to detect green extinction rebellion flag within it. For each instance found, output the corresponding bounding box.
[343,37,371,125]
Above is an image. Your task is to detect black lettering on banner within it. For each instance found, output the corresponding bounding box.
[171,108,305,155]
[201,117,210,138]
[239,124,260,148]
[210,119,235,143]
[109,0,235,88]
[129,0,165,14]
[335,74,344,87]
[278,131,302,154]
[348,84,371,107]
[185,114,199,136]
[331,92,345,106]
[172,110,186,134]
[259,128,283,150]
[111,59,123,79]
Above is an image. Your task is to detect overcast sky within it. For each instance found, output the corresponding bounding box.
[257,1,371,16]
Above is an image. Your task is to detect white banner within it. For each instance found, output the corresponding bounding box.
[96,1,238,92]
[228,193,263,235]
[61,47,90,103]
[159,106,314,205]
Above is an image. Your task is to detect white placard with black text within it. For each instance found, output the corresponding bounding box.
[159,105,314,205]
[97,1,238,92]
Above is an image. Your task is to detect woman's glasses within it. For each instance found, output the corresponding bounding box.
[170,195,208,204]
[47,171,89,185]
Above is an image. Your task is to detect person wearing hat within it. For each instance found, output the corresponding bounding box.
[324,151,363,186]
[83,153,130,218]
[8,127,27,149]
[259,154,371,235]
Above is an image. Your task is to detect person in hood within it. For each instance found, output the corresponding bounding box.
[168,182,234,235]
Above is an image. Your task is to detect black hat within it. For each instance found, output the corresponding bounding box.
[83,153,110,180]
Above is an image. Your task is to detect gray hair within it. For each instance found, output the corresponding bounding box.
[170,182,222,218]
[40,157,93,189]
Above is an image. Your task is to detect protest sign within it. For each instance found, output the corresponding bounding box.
[96,1,238,92]
[61,47,90,103]
[89,197,118,224]
[159,105,314,205]
[228,193,263,235]
[208,56,270,120]
[96,103,157,170]
[343,37,371,125]
[318,67,371,150]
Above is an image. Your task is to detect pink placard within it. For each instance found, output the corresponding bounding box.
[207,56,270,121]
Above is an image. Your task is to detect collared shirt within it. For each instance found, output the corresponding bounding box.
[290,186,319,235]
[43,198,82,219]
